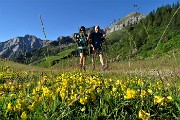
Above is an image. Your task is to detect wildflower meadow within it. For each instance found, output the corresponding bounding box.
[0,64,179,120]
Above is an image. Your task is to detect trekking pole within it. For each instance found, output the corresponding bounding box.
[39,15,47,40]
[88,33,95,71]
[103,34,108,69]
[39,15,49,61]
[104,39,108,69]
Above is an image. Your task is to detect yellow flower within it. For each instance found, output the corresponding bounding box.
[21,111,27,120]
[60,93,66,100]
[7,103,13,111]
[147,89,153,95]
[15,103,21,111]
[138,79,144,86]
[96,87,102,93]
[10,85,15,91]
[167,83,171,86]
[27,102,36,111]
[10,94,16,98]
[154,96,165,105]
[80,98,87,105]
[81,106,86,112]
[90,92,96,102]
[124,88,136,99]
[138,110,150,120]
[0,91,4,95]
[18,84,22,90]
[112,86,117,92]
[167,96,172,102]
[140,90,147,98]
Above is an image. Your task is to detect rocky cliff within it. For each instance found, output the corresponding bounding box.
[0,34,51,58]
[103,12,146,34]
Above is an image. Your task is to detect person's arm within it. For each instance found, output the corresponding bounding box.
[88,33,95,50]
[101,34,106,42]
[75,34,80,44]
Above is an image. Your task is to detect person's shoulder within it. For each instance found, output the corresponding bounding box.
[98,32,103,36]
[85,34,88,37]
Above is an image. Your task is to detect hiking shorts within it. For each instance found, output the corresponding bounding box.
[90,46,102,55]
[79,49,88,55]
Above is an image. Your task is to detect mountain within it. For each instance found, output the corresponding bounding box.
[0,34,51,58]
[103,12,146,34]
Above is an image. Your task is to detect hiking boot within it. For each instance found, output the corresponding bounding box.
[92,65,95,70]
[79,64,82,70]
[102,65,107,70]
[82,66,86,71]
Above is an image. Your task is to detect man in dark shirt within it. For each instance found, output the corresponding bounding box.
[88,26,107,70]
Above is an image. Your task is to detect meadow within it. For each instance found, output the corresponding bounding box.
[0,3,179,120]
[0,54,180,120]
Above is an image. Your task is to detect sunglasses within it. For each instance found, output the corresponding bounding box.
[80,29,85,31]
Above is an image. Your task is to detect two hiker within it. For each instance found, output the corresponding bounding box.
[75,25,107,71]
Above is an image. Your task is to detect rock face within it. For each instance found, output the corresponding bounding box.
[0,34,50,58]
[103,12,146,34]
[57,36,75,45]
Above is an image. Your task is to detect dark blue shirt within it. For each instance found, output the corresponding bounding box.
[91,32,103,48]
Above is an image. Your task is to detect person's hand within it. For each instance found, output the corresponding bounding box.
[91,44,95,50]
[76,39,80,43]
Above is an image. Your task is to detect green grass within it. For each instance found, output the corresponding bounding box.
[31,48,76,67]
[0,53,180,119]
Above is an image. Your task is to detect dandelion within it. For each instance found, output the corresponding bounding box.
[138,110,150,120]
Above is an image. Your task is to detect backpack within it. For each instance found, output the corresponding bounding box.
[76,34,88,49]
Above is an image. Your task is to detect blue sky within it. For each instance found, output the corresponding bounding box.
[0,0,179,42]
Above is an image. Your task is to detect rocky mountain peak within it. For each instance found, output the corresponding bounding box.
[103,12,146,34]
[0,35,51,58]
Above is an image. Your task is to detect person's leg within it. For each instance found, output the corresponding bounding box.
[82,55,86,66]
[79,52,83,68]
[99,52,104,66]
[99,51,107,70]
[82,55,86,70]
[91,49,98,70]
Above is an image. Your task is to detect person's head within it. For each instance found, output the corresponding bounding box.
[94,26,100,33]
[79,26,86,33]
[79,26,86,37]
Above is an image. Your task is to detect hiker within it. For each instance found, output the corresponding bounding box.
[74,26,88,70]
[88,25,107,70]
